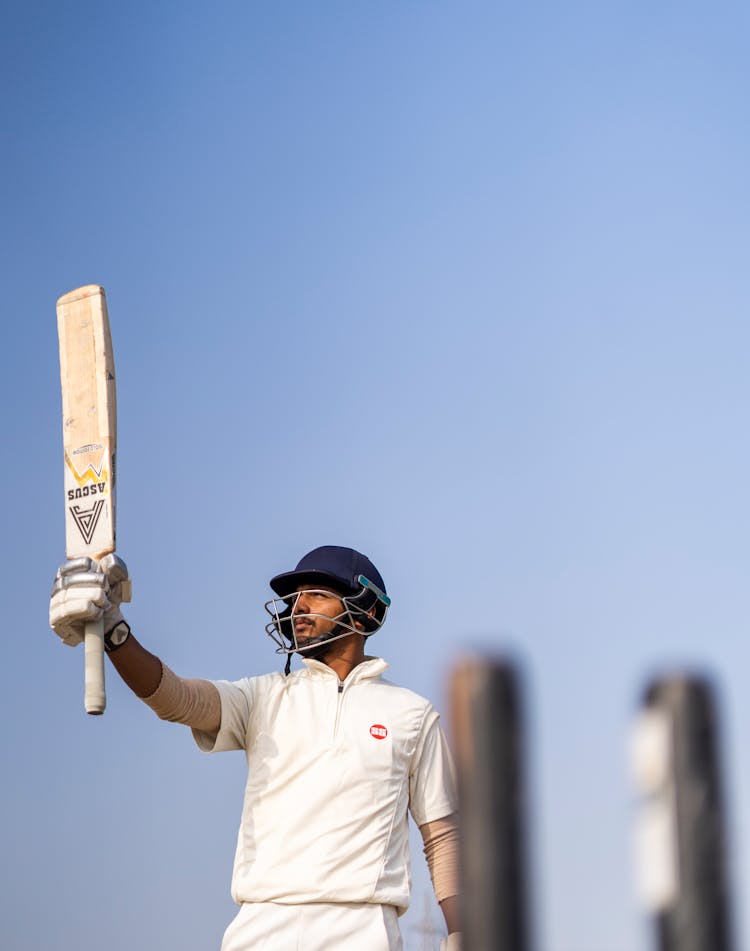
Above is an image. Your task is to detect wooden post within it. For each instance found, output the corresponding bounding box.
[631,675,734,951]
[450,658,531,951]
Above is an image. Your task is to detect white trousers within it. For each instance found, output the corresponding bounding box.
[221,901,404,951]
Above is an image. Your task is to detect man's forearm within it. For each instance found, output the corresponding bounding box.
[420,813,460,934]
[107,632,163,698]
[108,633,221,733]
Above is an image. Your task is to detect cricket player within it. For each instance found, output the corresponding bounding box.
[50,545,461,950]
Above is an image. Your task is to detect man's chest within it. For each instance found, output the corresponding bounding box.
[246,682,424,784]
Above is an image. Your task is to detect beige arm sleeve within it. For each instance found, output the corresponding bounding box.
[142,662,221,734]
[420,812,460,903]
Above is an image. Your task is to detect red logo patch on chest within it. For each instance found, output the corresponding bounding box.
[370,724,388,740]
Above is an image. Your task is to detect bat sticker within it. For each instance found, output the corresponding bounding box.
[69,499,105,546]
[65,452,109,489]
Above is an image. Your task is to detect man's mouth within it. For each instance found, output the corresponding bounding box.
[294,620,314,640]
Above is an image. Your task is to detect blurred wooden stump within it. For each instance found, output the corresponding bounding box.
[450,657,531,951]
[632,674,734,951]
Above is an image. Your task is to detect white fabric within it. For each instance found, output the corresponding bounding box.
[193,656,457,915]
[221,901,403,951]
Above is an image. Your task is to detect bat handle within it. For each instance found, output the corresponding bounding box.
[84,617,107,715]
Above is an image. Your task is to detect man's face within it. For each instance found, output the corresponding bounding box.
[291,585,347,646]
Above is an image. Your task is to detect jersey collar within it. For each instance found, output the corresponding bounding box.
[300,655,389,684]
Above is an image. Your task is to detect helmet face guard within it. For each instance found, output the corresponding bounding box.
[264,575,391,658]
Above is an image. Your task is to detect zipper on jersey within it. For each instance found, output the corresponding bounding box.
[333,679,345,738]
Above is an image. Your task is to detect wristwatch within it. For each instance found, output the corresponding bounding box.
[104,620,131,653]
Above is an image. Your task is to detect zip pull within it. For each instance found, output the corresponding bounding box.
[337,681,344,693]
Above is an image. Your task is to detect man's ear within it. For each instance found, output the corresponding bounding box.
[354,606,376,632]
[354,604,375,631]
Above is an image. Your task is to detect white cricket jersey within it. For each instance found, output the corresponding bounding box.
[193,656,457,914]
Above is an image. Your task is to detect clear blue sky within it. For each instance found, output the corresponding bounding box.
[4,2,750,949]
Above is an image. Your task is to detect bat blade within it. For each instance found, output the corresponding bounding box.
[57,285,117,715]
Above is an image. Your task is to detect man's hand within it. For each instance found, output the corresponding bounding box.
[50,555,131,646]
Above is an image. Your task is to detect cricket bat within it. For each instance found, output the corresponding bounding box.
[56,285,118,715]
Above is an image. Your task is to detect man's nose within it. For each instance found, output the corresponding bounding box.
[294,593,310,614]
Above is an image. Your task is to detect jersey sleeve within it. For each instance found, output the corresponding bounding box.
[408,706,459,827]
[192,678,254,752]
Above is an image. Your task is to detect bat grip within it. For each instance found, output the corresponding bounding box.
[84,617,107,715]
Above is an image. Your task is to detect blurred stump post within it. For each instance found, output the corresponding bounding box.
[631,674,734,951]
[450,657,531,951]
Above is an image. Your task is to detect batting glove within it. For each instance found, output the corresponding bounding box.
[440,934,462,951]
[50,555,131,647]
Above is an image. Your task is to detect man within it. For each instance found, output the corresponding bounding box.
[50,545,461,950]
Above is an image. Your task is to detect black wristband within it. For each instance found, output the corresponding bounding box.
[104,620,131,653]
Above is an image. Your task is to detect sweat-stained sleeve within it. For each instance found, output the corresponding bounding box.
[408,706,459,827]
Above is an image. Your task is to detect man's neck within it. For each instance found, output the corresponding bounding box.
[318,633,367,682]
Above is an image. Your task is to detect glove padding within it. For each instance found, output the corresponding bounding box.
[440,934,462,951]
[50,555,131,647]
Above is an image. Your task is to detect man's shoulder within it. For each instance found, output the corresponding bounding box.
[222,669,287,697]
[372,675,437,716]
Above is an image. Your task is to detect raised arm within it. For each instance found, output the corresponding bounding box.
[112,637,221,734]
[106,632,162,697]
[50,557,220,733]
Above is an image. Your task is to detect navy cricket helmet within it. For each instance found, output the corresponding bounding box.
[265,546,391,666]
[271,545,385,599]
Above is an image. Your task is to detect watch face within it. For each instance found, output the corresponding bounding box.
[112,623,128,643]
[106,621,131,651]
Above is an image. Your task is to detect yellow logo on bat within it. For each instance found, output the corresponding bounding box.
[65,452,110,488]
